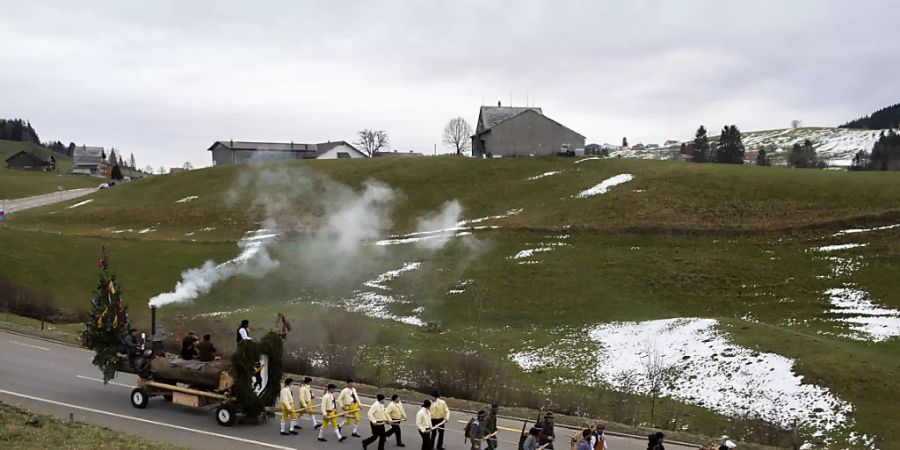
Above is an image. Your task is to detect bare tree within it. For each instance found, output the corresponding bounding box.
[355,129,389,157]
[143,164,153,174]
[442,117,472,155]
[791,119,802,129]
[158,166,166,175]
[182,161,194,171]
[640,340,684,427]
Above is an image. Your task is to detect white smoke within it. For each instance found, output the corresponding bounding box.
[148,226,280,307]
[413,200,463,250]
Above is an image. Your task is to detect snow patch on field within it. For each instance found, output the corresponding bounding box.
[832,224,900,236]
[458,208,522,226]
[67,199,93,209]
[512,247,553,259]
[525,171,561,181]
[511,318,851,434]
[574,157,602,164]
[375,207,519,247]
[509,234,571,265]
[340,262,425,326]
[138,227,156,234]
[812,243,868,252]
[176,195,198,203]
[573,174,634,198]
[825,287,900,342]
[196,307,252,318]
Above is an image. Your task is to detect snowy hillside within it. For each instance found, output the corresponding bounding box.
[612,127,895,166]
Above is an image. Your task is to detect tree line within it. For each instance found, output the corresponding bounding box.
[0,119,41,143]
[840,102,900,130]
[679,124,746,164]
[851,129,900,171]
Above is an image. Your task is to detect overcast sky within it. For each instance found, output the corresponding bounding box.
[3,1,899,168]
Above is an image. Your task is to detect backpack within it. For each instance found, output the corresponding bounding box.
[464,418,480,441]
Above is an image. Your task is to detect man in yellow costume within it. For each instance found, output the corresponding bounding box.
[279,378,298,436]
[338,379,362,438]
[318,383,347,442]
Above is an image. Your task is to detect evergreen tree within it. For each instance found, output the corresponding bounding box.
[841,103,900,129]
[622,137,628,148]
[83,247,129,382]
[867,129,900,170]
[715,125,745,164]
[108,149,117,165]
[129,153,136,169]
[690,125,709,162]
[787,140,818,168]
[111,164,123,180]
[756,148,769,166]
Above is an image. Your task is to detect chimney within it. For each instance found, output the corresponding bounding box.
[497,100,501,107]
[230,139,233,148]
[150,305,163,354]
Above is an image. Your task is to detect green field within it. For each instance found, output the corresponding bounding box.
[0,140,99,199]
[0,400,182,449]
[1,156,899,448]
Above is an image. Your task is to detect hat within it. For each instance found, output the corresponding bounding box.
[725,441,737,449]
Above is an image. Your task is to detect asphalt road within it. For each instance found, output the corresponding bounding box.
[2,187,96,213]
[0,331,697,450]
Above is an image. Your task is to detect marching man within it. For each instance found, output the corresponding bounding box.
[338,379,362,438]
[362,394,388,450]
[429,390,450,450]
[416,400,433,450]
[384,394,407,447]
[297,376,318,428]
[318,383,347,442]
[279,378,299,436]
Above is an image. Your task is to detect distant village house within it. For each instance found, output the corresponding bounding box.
[471,102,585,158]
[208,140,367,166]
[70,145,112,177]
[374,150,425,157]
[5,151,55,171]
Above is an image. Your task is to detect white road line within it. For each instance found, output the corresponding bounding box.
[0,388,296,450]
[9,340,50,351]
[76,374,133,389]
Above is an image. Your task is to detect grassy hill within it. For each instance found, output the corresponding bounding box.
[0,140,98,199]
[1,156,899,448]
[614,126,895,166]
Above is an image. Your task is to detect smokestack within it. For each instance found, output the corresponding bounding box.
[150,305,162,354]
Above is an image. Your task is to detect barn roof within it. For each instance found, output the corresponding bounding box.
[477,106,543,132]
[207,141,318,152]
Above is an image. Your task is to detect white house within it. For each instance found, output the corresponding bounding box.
[208,140,367,166]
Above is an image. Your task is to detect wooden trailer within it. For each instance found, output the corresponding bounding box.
[130,374,240,426]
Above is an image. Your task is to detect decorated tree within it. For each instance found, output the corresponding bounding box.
[84,247,130,382]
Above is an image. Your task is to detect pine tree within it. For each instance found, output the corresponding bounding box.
[111,164,123,180]
[715,125,745,164]
[129,153,136,169]
[756,148,769,166]
[622,137,628,148]
[690,125,709,162]
[787,140,818,168]
[83,247,129,382]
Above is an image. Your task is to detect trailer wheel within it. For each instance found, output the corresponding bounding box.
[215,405,236,427]
[130,388,149,409]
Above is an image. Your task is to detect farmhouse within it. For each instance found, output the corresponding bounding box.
[471,103,585,158]
[208,140,366,166]
[5,151,54,171]
[70,145,110,177]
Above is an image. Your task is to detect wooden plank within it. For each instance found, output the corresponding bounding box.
[138,379,230,401]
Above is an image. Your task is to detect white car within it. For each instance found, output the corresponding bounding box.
[98,183,110,190]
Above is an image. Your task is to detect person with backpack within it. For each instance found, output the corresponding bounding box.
[464,410,488,450]
[522,427,540,450]
[484,404,499,450]
[590,424,608,450]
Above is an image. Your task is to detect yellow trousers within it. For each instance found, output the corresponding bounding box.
[297,404,315,417]
[280,404,297,422]
[342,404,360,424]
[322,410,339,430]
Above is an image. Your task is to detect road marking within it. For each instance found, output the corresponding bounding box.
[77,374,133,389]
[9,340,49,351]
[0,389,296,450]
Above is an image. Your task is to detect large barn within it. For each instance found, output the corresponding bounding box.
[5,151,54,171]
[208,140,367,166]
[471,103,585,158]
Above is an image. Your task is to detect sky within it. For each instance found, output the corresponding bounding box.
[2,0,899,169]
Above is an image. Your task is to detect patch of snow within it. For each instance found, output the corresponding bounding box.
[574,157,602,164]
[375,231,473,246]
[518,260,541,265]
[175,195,198,203]
[201,227,216,232]
[512,318,851,434]
[447,289,465,294]
[573,174,634,198]
[184,232,195,236]
[364,262,422,290]
[812,243,867,252]
[457,208,522,226]
[825,287,900,342]
[112,229,133,234]
[525,171,562,181]
[67,199,93,209]
[832,224,900,236]
[512,247,553,259]
[196,307,252,318]
[138,227,155,234]
[343,291,425,327]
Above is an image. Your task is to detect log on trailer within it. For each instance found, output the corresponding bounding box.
[119,355,234,391]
